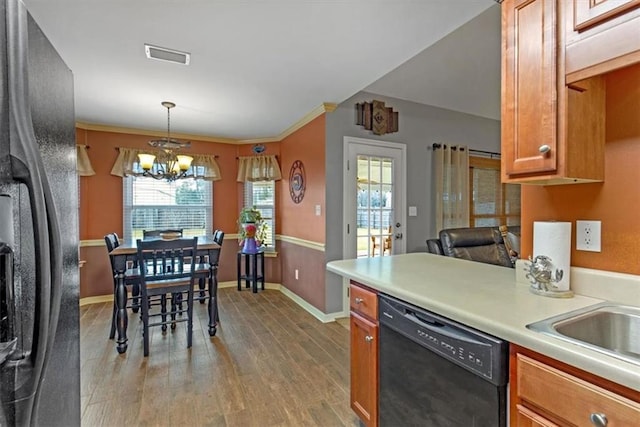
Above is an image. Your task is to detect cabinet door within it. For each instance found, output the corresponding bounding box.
[350,312,378,427]
[573,0,640,31]
[565,0,640,82]
[502,0,558,178]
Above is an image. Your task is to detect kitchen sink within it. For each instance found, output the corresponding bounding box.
[526,302,640,366]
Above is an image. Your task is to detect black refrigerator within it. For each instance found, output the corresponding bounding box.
[0,0,80,425]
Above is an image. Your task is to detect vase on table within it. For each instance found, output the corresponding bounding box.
[241,223,259,254]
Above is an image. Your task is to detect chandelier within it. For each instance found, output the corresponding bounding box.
[137,101,194,181]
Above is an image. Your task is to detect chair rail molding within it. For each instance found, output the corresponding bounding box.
[278,234,325,252]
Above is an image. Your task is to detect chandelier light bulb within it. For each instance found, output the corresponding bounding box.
[137,102,194,181]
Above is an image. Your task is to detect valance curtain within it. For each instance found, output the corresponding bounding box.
[110,147,222,181]
[76,144,95,176]
[236,155,282,182]
[433,144,470,233]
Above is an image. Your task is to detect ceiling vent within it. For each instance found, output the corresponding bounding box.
[144,44,190,65]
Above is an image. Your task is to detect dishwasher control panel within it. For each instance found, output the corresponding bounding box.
[379,294,508,386]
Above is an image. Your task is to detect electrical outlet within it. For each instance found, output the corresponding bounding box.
[576,220,601,252]
[295,269,299,280]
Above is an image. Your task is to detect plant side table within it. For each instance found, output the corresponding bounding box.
[237,249,265,293]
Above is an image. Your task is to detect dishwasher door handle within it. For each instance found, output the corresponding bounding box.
[405,311,487,347]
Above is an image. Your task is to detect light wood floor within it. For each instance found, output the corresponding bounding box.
[80,287,359,427]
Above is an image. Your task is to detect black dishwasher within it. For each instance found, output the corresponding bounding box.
[378,294,508,427]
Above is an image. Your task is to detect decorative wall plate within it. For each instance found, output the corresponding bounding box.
[289,160,306,204]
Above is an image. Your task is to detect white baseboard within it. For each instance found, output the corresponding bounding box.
[79,294,113,306]
[278,286,344,323]
[217,280,281,290]
[80,281,343,323]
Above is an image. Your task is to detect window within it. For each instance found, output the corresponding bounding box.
[123,177,212,239]
[244,181,275,249]
[469,157,520,227]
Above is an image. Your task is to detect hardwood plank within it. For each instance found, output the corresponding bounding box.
[80,288,355,426]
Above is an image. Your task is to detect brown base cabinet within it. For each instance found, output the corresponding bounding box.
[510,345,640,426]
[349,281,378,427]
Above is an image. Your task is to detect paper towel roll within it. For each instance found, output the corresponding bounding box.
[0,194,14,248]
[533,221,571,291]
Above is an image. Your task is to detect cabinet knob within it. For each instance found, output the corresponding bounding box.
[354,297,363,304]
[539,144,551,154]
[365,335,374,343]
[590,413,608,427]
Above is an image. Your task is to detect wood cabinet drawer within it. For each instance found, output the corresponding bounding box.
[350,282,377,320]
[515,404,559,427]
[516,354,640,426]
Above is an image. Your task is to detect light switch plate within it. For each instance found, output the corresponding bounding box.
[576,220,601,252]
[409,206,417,216]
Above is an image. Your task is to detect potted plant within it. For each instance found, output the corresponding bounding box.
[237,206,268,253]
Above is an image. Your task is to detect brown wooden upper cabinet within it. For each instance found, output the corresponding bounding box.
[565,0,640,82]
[573,0,640,30]
[501,0,606,185]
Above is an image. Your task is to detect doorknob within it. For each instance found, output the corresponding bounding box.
[395,222,401,227]
[395,233,403,239]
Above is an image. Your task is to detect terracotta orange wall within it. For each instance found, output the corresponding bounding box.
[521,64,640,275]
[279,115,326,243]
[77,127,270,297]
[77,128,239,239]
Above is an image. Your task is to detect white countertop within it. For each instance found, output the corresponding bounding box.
[327,252,640,392]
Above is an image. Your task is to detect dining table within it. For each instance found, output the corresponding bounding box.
[109,236,221,354]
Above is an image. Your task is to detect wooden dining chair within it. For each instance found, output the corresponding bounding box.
[194,229,225,305]
[371,225,392,256]
[104,232,121,339]
[104,232,145,338]
[213,229,225,247]
[135,237,206,356]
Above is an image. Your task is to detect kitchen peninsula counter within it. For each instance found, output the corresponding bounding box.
[327,252,640,392]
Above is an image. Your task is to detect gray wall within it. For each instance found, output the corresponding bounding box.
[324,91,500,312]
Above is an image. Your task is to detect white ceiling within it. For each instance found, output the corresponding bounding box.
[22,0,500,141]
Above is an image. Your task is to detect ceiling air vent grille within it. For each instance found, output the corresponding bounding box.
[144,44,190,65]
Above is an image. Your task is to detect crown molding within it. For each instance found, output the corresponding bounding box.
[237,102,337,144]
[75,122,238,144]
[76,102,337,146]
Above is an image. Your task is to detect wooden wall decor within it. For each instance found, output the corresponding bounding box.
[355,100,399,135]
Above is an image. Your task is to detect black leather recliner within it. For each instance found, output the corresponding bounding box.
[426,238,444,255]
[426,226,518,268]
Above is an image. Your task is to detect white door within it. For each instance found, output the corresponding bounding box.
[343,137,406,259]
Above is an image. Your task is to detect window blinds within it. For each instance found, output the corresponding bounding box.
[123,176,212,239]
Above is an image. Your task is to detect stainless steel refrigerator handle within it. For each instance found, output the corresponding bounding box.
[5,1,63,425]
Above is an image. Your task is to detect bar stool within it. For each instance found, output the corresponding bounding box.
[237,249,265,293]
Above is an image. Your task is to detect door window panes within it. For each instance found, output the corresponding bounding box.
[357,156,393,258]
